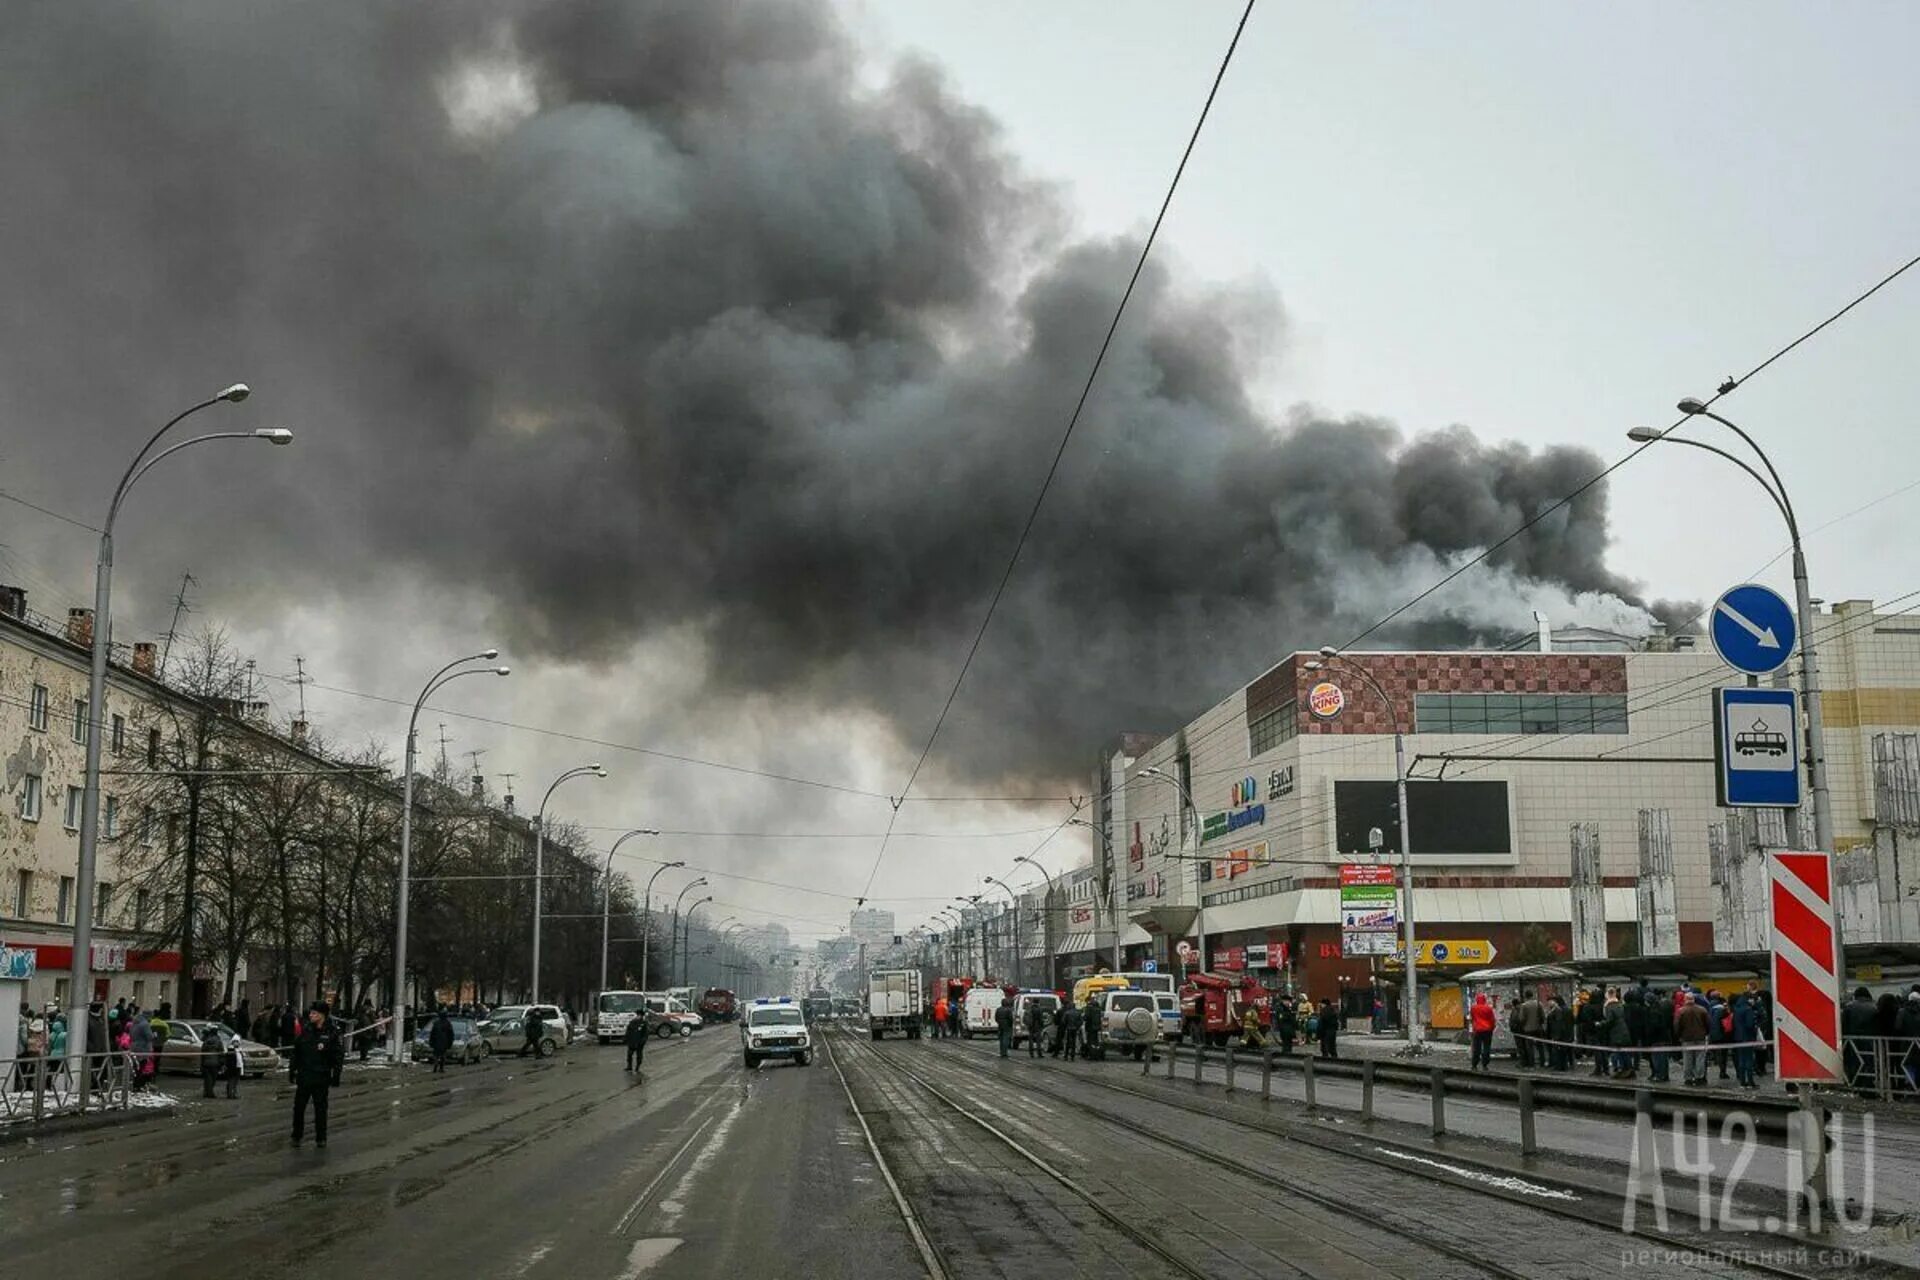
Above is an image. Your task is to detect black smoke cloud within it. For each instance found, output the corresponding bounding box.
[0,1,1679,788]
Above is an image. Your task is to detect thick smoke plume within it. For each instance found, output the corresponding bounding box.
[0,2,1681,787]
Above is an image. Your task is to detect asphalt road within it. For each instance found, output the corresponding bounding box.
[0,1029,919,1279]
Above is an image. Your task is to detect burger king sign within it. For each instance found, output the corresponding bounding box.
[1307,680,1346,720]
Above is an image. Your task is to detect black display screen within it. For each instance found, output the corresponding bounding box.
[1333,780,1512,856]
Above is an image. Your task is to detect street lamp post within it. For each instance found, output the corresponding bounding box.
[1014,855,1058,990]
[532,764,606,1003]
[1066,817,1122,974]
[984,877,1019,985]
[667,878,708,988]
[955,895,983,977]
[681,897,713,987]
[598,829,661,993]
[69,384,288,1095]
[1140,766,1205,973]
[1309,650,1422,1047]
[637,859,686,990]
[390,650,511,1064]
[1634,402,1832,854]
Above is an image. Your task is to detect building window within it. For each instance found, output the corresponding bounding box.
[64,785,83,830]
[135,887,151,930]
[1413,692,1628,735]
[1249,699,1298,756]
[96,881,113,922]
[132,979,145,1004]
[104,795,119,839]
[147,727,162,768]
[57,875,74,924]
[54,978,69,1007]
[28,682,49,731]
[111,713,125,753]
[158,980,170,1007]
[19,774,42,823]
[138,806,156,848]
[11,871,29,918]
[71,697,88,744]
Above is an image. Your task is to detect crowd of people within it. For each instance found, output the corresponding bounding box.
[917,988,1349,1062]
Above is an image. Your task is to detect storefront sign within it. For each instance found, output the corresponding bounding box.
[1201,803,1265,844]
[1308,681,1346,720]
[1128,821,1145,872]
[91,941,128,972]
[0,947,35,981]
[1339,863,1398,958]
[1266,765,1295,801]
[1383,939,1498,968]
[1068,905,1093,927]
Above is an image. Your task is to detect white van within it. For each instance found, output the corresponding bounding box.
[962,985,1008,1038]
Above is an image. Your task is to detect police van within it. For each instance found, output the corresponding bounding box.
[740,997,813,1068]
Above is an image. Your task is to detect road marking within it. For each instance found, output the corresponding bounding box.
[612,1116,715,1236]
[824,1037,950,1280]
[1370,1147,1579,1199]
[654,1097,744,1230]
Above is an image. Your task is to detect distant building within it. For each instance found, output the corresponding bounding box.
[849,906,895,950]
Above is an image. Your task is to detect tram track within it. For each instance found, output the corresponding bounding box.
[883,1031,1911,1280]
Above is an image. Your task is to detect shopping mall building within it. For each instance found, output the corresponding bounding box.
[1087,599,1920,1027]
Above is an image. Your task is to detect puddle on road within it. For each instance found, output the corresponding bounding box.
[624,1237,682,1276]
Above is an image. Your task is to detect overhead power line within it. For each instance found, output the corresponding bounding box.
[860,0,1258,900]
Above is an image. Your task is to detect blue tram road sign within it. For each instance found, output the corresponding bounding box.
[1714,686,1802,808]
[1710,583,1796,676]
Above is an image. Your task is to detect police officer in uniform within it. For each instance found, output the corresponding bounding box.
[290,1002,345,1148]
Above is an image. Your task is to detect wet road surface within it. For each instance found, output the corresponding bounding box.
[0,1029,918,1279]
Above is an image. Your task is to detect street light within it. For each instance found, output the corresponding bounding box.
[681,897,713,987]
[1140,765,1205,973]
[984,876,1019,985]
[1309,648,1423,1047]
[1066,817,1123,973]
[955,894,984,976]
[70,384,288,1095]
[390,649,510,1064]
[1634,401,1832,855]
[668,877,709,987]
[598,829,660,993]
[532,763,607,1002]
[637,859,687,990]
[1014,855,1059,990]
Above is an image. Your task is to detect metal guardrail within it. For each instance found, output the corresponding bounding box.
[1,1052,139,1125]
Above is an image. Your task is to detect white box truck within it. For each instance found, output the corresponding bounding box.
[867,969,924,1040]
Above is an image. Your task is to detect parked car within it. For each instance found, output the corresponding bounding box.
[1010,991,1061,1046]
[643,995,699,1038]
[1087,991,1160,1061]
[486,1005,572,1046]
[479,1012,564,1057]
[157,1020,281,1077]
[410,1016,492,1065]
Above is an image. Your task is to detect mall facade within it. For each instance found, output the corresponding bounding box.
[1085,599,1920,1026]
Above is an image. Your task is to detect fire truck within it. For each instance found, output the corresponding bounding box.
[1178,971,1271,1046]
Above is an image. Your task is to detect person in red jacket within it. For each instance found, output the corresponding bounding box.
[1469,992,1497,1071]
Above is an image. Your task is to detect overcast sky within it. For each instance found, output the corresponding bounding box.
[2,2,1915,947]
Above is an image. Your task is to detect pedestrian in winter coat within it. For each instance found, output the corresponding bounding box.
[1061,1003,1082,1061]
[1731,994,1761,1088]
[995,998,1015,1058]
[1842,987,1880,1091]
[289,1003,345,1147]
[1544,996,1575,1070]
[1317,999,1340,1060]
[1514,995,1544,1069]
[1024,1003,1045,1058]
[1082,996,1103,1058]
[1603,991,1634,1078]
[1675,996,1711,1084]
[517,1008,546,1058]
[430,1011,458,1074]
[1469,993,1496,1070]
[198,1024,225,1099]
[233,1000,251,1038]
[1642,990,1673,1083]
[1274,1000,1298,1056]
[1896,993,1920,1091]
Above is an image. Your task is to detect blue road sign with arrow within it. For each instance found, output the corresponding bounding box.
[1710,583,1796,676]
[1714,686,1802,807]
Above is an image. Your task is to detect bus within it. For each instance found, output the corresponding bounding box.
[594,990,650,1044]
